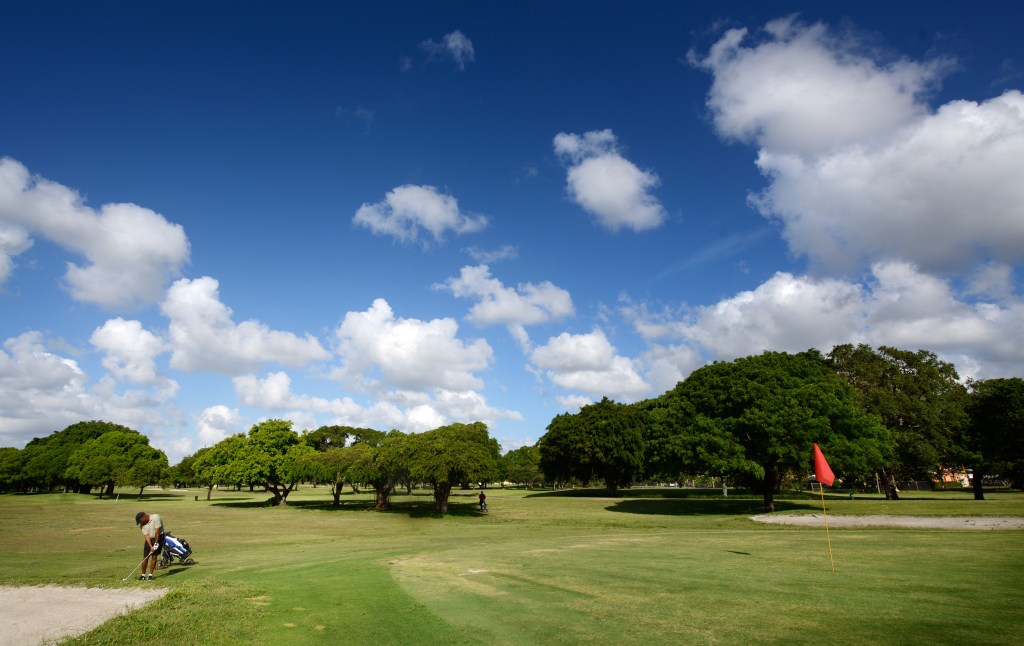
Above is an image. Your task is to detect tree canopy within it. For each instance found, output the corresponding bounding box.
[407,422,499,513]
[827,344,968,499]
[652,350,893,511]
[956,377,1024,499]
[539,397,646,496]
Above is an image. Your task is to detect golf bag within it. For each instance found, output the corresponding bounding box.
[159,531,195,567]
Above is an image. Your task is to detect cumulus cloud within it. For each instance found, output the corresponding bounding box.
[161,276,330,374]
[0,221,32,285]
[353,184,488,245]
[692,19,1024,275]
[629,261,1024,381]
[0,157,190,308]
[420,30,475,71]
[90,318,168,384]
[196,404,241,446]
[333,298,494,392]
[0,331,176,447]
[530,328,650,402]
[236,369,520,435]
[438,264,574,351]
[553,129,666,231]
[691,17,944,157]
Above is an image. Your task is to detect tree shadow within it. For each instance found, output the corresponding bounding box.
[525,487,757,500]
[606,498,808,516]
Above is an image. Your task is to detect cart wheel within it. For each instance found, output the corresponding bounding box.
[185,558,195,565]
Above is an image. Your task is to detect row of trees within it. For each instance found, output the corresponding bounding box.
[0,421,169,498]
[538,346,1024,510]
[176,420,502,512]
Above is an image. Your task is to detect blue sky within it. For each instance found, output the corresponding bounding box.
[1,1,1022,463]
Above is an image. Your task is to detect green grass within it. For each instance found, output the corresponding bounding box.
[1,487,1022,645]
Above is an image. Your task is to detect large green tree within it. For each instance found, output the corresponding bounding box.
[341,430,410,510]
[827,344,968,499]
[192,436,247,500]
[539,398,646,496]
[654,351,892,511]
[956,377,1024,499]
[408,422,499,513]
[64,429,169,498]
[501,445,543,488]
[21,421,129,492]
[242,419,306,506]
[0,447,25,493]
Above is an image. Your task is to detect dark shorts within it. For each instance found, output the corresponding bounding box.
[143,541,163,557]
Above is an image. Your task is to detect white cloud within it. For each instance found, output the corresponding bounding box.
[692,17,943,157]
[530,328,650,402]
[234,369,520,436]
[438,264,574,347]
[0,157,190,308]
[553,130,666,231]
[333,298,494,392]
[0,331,177,448]
[752,91,1024,274]
[420,30,475,71]
[353,184,488,245]
[90,318,168,384]
[161,276,330,374]
[631,262,1024,381]
[693,20,1024,275]
[0,221,32,285]
[196,405,241,446]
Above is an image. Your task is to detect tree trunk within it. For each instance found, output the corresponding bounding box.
[762,466,776,512]
[137,487,145,501]
[971,467,986,501]
[105,482,115,498]
[880,469,900,500]
[432,482,452,513]
[604,477,619,497]
[374,485,391,510]
[206,485,213,501]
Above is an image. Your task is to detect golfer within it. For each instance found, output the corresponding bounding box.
[135,511,164,580]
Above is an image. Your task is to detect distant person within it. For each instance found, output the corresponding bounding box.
[478,491,487,512]
[135,511,164,580]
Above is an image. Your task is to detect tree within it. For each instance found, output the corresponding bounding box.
[654,351,892,511]
[407,422,499,513]
[501,445,543,488]
[0,447,24,493]
[539,398,646,496]
[192,437,246,500]
[956,378,1024,499]
[241,419,303,506]
[21,421,130,492]
[827,344,968,499]
[64,429,169,498]
[342,430,410,510]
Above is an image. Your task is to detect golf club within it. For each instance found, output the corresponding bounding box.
[121,549,155,582]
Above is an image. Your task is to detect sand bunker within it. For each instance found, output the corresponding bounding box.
[751,514,1024,530]
[0,585,168,646]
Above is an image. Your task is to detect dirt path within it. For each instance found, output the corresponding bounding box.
[751,514,1024,530]
[0,585,167,646]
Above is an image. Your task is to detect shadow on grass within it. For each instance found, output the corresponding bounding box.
[211,493,488,518]
[606,498,807,516]
[525,487,759,500]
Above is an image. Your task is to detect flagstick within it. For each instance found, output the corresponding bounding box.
[819,483,836,573]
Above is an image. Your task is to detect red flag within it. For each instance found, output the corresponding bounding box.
[813,443,835,487]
